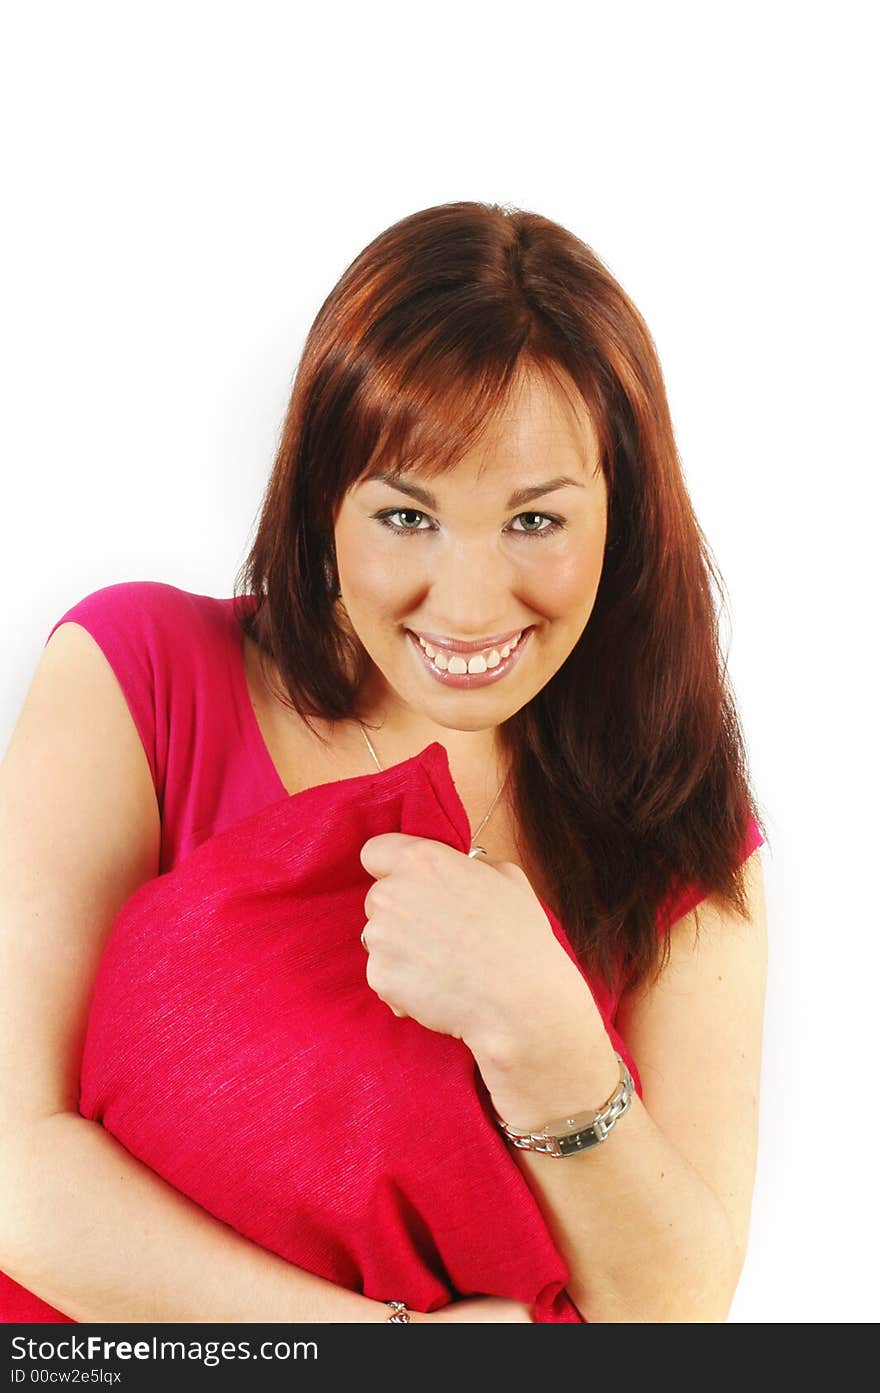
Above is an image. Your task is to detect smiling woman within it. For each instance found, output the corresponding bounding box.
[239,201,766,1003]
[1,200,768,1326]
[333,367,608,717]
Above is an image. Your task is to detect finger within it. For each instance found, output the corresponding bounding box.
[362,834,485,883]
[359,832,435,876]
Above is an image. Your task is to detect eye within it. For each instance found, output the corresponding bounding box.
[376,508,432,534]
[509,512,566,538]
[374,509,567,540]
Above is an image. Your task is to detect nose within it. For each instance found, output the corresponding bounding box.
[422,544,518,641]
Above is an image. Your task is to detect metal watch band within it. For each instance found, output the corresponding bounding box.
[492,1050,635,1157]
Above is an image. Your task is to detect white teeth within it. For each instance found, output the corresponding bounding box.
[451,653,492,675]
[416,629,522,672]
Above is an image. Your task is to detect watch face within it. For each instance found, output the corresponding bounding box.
[557,1125,602,1156]
[543,1108,597,1135]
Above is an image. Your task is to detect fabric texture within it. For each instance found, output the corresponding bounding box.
[0,582,764,1323]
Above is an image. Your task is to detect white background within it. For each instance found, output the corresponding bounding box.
[2,1,877,1323]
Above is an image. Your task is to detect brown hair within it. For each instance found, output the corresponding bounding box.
[233,200,768,999]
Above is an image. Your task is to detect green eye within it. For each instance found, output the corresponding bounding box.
[374,509,566,540]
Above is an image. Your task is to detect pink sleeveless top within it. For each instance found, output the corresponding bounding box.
[1,582,764,1323]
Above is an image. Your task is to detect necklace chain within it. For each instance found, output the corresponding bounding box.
[355,719,508,850]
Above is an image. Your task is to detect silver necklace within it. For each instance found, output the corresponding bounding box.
[355,719,508,859]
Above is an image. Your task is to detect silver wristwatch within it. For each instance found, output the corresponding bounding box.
[492,1051,635,1157]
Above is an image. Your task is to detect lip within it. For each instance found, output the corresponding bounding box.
[406,625,535,689]
[408,627,527,655]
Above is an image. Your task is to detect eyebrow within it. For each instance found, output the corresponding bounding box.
[364,471,587,510]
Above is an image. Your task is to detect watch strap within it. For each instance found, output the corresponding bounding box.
[493,1050,635,1157]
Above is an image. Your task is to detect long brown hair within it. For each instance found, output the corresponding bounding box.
[233,200,768,999]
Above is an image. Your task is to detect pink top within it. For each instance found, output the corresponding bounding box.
[1,581,764,1323]
[41,581,290,874]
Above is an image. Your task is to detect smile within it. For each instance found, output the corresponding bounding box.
[405,626,535,688]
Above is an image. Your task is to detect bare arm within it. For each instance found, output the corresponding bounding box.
[0,623,532,1325]
[0,622,390,1323]
[473,850,768,1322]
[1,1113,533,1321]
[0,1112,394,1322]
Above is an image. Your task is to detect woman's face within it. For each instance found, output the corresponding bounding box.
[332,369,608,740]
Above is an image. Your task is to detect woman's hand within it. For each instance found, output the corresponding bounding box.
[425,1295,536,1323]
[358,832,582,1052]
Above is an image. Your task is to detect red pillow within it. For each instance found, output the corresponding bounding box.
[10,742,646,1322]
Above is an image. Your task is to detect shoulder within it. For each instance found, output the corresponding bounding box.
[655,815,765,936]
[44,582,241,801]
[49,578,219,620]
[619,848,768,1054]
[46,581,240,657]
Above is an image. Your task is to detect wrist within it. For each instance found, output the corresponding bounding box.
[475,1019,621,1134]
[357,1297,418,1322]
[384,1299,414,1323]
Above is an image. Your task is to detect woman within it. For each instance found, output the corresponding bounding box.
[0,201,768,1323]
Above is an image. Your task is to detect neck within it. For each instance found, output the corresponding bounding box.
[353,710,509,796]
[356,711,505,769]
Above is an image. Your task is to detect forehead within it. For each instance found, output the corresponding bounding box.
[465,375,598,485]
[361,366,601,497]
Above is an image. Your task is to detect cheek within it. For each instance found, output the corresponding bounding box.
[337,539,395,600]
[532,549,604,619]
